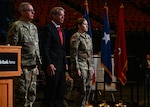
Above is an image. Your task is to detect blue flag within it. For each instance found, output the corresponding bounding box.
[83,0,95,85]
[101,6,112,85]
[83,0,92,37]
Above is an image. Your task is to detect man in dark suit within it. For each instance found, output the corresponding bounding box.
[41,7,68,107]
[142,52,150,79]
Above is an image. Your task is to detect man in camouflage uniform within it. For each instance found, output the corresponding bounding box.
[70,18,94,107]
[6,2,41,107]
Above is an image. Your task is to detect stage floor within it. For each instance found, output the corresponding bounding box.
[35,82,146,107]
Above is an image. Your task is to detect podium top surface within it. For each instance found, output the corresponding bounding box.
[0,45,22,48]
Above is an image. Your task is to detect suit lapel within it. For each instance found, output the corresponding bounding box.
[51,23,61,44]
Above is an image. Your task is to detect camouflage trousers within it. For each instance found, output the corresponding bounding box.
[13,67,37,107]
[63,78,74,107]
[72,68,93,107]
[64,78,74,99]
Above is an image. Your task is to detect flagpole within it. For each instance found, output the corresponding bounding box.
[99,2,111,107]
[103,3,106,103]
[114,3,127,107]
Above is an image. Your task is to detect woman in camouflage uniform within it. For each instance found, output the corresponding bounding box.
[70,18,94,107]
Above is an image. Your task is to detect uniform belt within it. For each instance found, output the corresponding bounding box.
[23,65,37,69]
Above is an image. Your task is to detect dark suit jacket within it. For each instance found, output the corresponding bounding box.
[42,22,67,71]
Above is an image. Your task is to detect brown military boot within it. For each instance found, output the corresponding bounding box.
[63,100,69,107]
[86,102,93,107]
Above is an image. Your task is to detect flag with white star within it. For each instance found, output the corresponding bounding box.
[101,5,112,85]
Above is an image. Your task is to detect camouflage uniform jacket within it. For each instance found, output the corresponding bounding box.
[70,32,94,71]
[7,20,41,67]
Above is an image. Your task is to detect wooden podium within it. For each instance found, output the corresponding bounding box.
[0,45,21,107]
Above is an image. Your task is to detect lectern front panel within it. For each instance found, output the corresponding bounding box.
[0,45,21,77]
[0,53,18,71]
